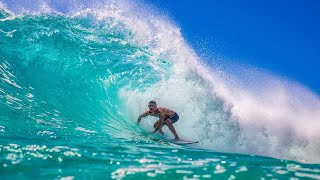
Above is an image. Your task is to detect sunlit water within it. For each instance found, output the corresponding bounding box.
[0,1,319,179]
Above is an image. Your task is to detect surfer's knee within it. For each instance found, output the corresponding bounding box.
[165,119,172,125]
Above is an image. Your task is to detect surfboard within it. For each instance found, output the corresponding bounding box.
[171,139,199,145]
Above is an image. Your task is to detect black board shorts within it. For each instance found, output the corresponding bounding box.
[164,113,179,123]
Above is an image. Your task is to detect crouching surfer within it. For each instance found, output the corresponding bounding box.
[137,100,180,141]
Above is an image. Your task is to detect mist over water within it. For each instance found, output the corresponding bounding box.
[0,0,319,179]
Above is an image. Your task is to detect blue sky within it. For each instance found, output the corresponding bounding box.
[149,0,320,93]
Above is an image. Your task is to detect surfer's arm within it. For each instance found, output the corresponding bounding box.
[137,111,149,124]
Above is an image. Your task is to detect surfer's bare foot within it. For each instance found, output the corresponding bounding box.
[173,137,180,141]
[159,129,164,135]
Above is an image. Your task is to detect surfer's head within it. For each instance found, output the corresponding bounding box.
[148,100,157,112]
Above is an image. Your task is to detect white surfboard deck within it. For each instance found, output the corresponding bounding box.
[171,139,199,145]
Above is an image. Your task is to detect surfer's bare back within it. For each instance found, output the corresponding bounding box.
[137,100,181,141]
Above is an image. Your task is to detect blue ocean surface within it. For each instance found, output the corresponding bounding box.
[0,1,319,179]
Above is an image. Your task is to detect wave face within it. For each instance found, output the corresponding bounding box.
[0,0,320,179]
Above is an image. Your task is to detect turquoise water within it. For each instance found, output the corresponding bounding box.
[1,1,320,179]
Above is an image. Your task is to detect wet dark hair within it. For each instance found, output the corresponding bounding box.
[148,100,157,105]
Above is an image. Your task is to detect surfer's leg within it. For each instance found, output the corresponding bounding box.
[158,129,164,135]
[164,119,180,140]
[153,120,159,129]
[153,120,164,135]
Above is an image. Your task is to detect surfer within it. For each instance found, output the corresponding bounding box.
[137,100,181,140]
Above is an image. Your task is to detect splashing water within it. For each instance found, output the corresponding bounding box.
[0,0,319,179]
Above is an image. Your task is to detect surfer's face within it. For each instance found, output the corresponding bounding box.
[148,103,157,112]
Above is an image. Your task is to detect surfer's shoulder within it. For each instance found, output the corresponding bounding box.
[157,107,166,113]
[158,107,174,114]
